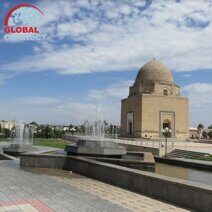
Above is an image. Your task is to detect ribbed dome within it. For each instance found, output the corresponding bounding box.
[135,59,174,83]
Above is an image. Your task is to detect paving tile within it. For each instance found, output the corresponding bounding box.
[0,159,190,212]
[0,161,127,212]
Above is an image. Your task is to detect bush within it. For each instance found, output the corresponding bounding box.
[197,123,204,129]
[34,125,64,139]
[202,131,208,139]
[0,128,11,138]
[208,131,212,139]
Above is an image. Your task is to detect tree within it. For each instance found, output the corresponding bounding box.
[208,125,212,129]
[202,131,208,139]
[103,120,109,128]
[45,125,50,139]
[2,128,11,138]
[29,121,38,126]
[75,126,79,132]
[208,131,212,139]
[197,123,204,129]
[34,124,63,139]
[79,124,85,133]
[53,128,63,138]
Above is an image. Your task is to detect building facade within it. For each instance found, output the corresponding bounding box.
[121,59,189,138]
[0,120,16,130]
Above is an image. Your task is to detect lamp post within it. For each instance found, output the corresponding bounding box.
[162,127,172,156]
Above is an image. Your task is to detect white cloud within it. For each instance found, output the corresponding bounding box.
[0,80,132,125]
[0,73,16,85]
[15,97,59,105]
[0,82,211,127]
[182,83,212,127]
[182,74,191,78]
[0,97,96,125]
[1,0,212,126]
[183,83,212,94]
[88,80,133,100]
[2,0,212,76]
[86,80,134,124]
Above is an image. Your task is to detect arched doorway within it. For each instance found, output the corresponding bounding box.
[127,112,134,135]
[163,119,171,130]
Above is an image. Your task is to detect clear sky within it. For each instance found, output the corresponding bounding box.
[0,0,211,127]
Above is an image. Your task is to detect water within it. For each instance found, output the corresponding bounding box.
[84,120,106,140]
[154,162,212,185]
[84,121,119,140]
[12,121,33,145]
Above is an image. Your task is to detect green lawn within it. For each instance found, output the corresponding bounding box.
[33,138,70,149]
[0,138,10,142]
[198,155,212,162]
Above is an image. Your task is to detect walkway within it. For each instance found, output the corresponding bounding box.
[0,160,189,211]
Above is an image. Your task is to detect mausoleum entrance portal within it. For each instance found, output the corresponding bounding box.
[128,122,133,134]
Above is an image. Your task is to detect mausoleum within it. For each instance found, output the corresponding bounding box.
[121,59,189,138]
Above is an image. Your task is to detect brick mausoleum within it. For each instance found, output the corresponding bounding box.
[121,59,189,138]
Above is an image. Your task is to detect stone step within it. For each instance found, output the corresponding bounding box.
[169,149,208,155]
[166,149,209,159]
[171,149,206,153]
[167,152,207,156]
[167,152,207,157]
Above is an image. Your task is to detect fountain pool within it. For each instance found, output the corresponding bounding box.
[3,121,36,156]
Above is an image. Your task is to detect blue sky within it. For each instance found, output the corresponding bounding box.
[0,0,212,127]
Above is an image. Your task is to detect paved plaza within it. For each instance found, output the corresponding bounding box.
[116,138,212,155]
[0,159,190,212]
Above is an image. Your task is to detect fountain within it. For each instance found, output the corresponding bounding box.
[3,121,37,155]
[65,119,126,158]
[64,118,155,169]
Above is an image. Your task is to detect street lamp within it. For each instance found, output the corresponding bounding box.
[162,127,172,156]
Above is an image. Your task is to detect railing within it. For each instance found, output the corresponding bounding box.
[64,133,175,156]
[114,138,175,156]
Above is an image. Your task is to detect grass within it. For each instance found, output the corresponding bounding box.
[198,155,212,162]
[0,137,10,142]
[33,138,70,149]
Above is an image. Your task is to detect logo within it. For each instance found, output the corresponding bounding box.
[4,3,46,41]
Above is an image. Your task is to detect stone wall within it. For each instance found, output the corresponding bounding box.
[121,95,142,137]
[118,143,159,156]
[20,153,212,211]
[121,93,189,139]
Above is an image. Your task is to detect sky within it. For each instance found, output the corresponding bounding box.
[0,0,211,127]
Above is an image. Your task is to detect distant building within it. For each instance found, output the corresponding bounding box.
[55,125,64,130]
[196,128,212,139]
[189,127,197,138]
[121,59,189,138]
[63,126,70,131]
[0,120,16,130]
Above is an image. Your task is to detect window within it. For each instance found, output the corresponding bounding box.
[163,89,168,96]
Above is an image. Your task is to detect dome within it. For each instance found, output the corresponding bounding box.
[135,59,174,83]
